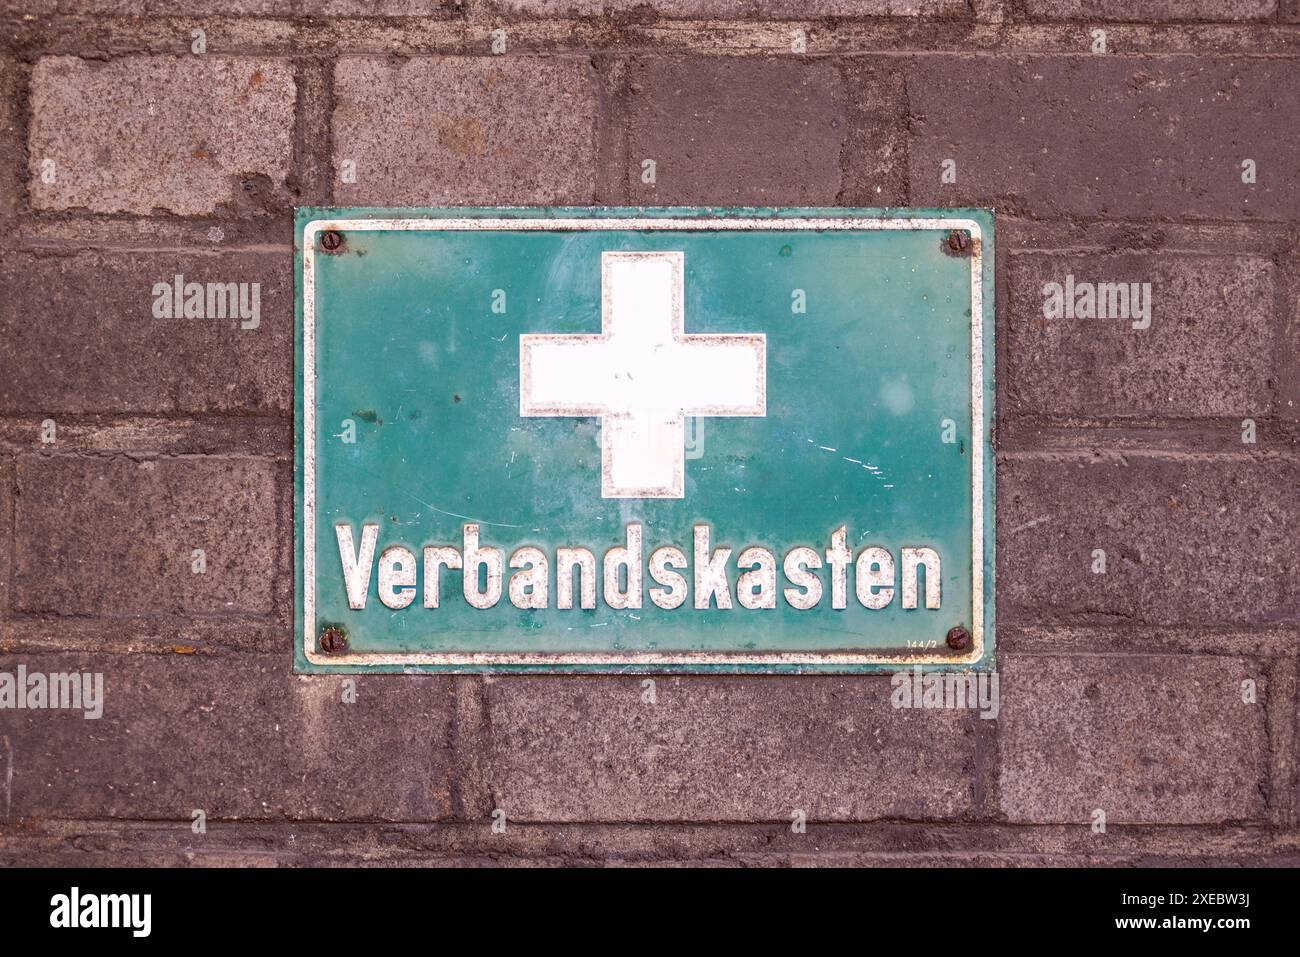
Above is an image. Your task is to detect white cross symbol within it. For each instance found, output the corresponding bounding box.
[519,251,767,498]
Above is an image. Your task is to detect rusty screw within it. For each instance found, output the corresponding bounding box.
[946,230,971,255]
[319,626,348,655]
[320,230,343,252]
[946,625,971,651]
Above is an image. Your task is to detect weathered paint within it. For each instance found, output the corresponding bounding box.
[295,207,995,673]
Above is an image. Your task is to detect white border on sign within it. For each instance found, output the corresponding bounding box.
[302,216,985,667]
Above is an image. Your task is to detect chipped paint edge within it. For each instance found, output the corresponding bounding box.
[297,211,991,671]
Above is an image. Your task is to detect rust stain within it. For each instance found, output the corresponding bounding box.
[942,229,976,258]
[319,626,348,655]
[435,116,487,157]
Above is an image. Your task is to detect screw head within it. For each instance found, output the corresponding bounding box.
[320,230,343,251]
[946,230,971,254]
[319,626,348,655]
[946,625,971,651]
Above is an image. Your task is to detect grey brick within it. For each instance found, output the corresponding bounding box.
[5,818,1300,867]
[483,676,976,822]
[908,57,1300,220]
[12,457,279,616]
[0,653,454,821]
[626,58,848,206]
[28,56,295,215]
[301,0,454,11]
[1024,0,1276,20]
[0,460,10,618]
[837,58,911,205]
[145,0,295,11]
[0,250,291,415]
[999,655,1268,824]
[0,0,140,11]
[485,0,966,15]
[3,1,300,10]
[999,456,1300,626]
[1006,253,1276,419]
[332,56,598,206]
[0,58,20,223]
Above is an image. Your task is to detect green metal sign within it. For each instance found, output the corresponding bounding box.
[295,208,994,673]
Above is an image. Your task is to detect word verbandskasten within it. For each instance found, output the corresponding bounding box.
[335,523,943,612]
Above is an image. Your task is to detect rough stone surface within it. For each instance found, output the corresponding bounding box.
[332,57,598,206]
[483,676,976,822]
[999,456,1300,627]
[0,654,454,821]
[625,58,848,205]
[300,0,455,12]
[486,0,967,15]
[0,57,19,223]
[28,56,295,215]
[999,655,1269,824]
[5,818,1300,867]
[0,1,1297,869]
[1006,253,1276,419]
[12,456,279,616]
[4,1,299,10]
[0,0,140,10]
[0,250,291,415]
[147,0,295,11]
[0,460,10,618]
[1023,0,1276,19]
[838,58,910,205]
[908,57,1300,220]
